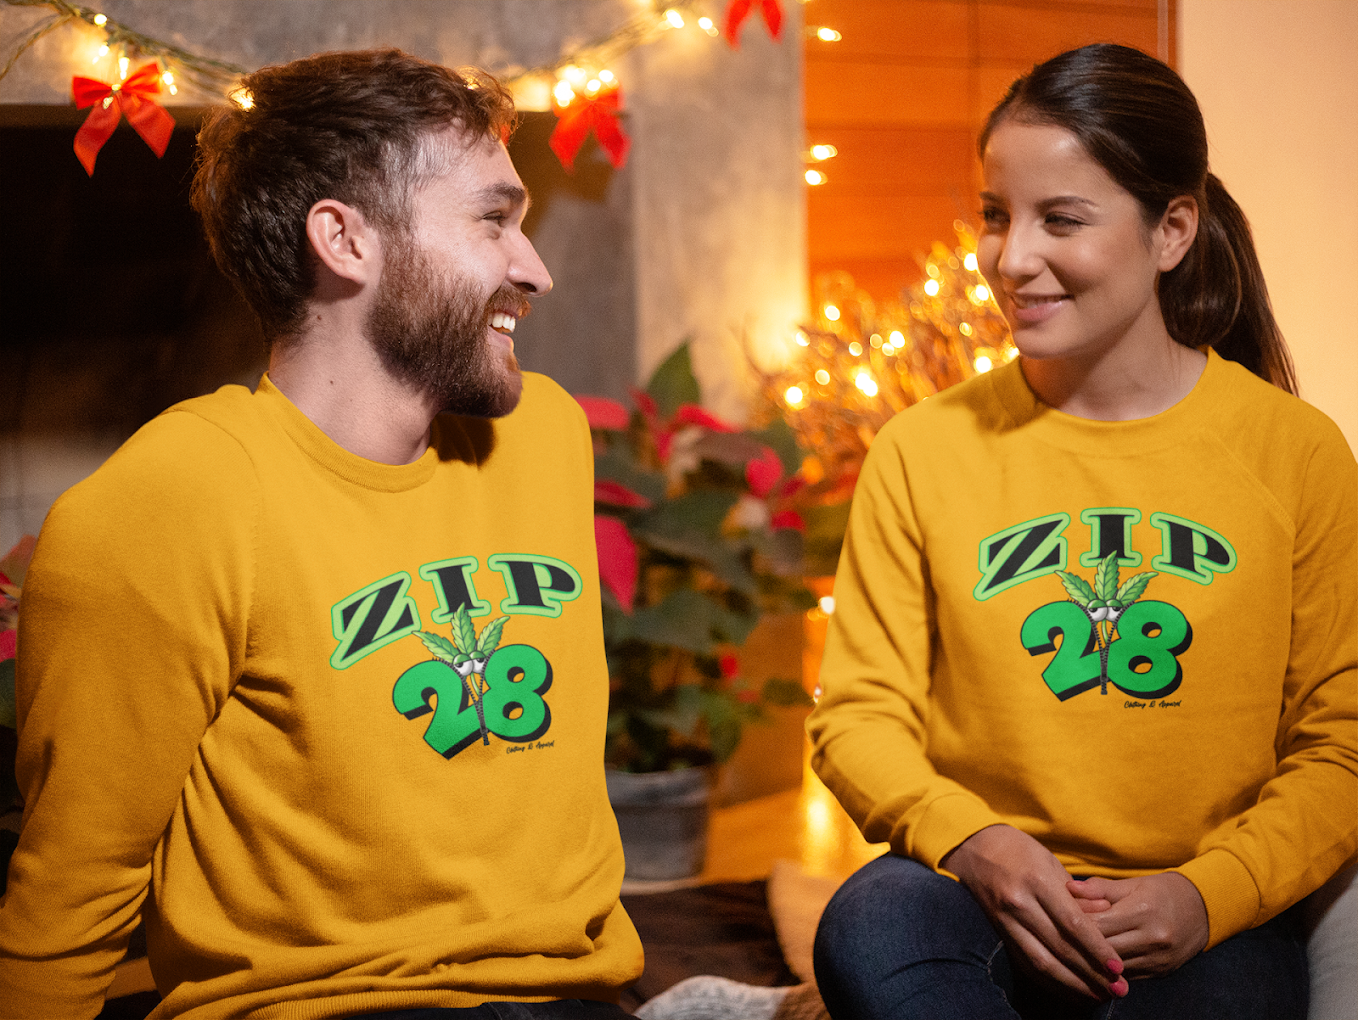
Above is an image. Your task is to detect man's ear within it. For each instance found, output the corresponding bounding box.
[1156,195,1199,273]
[305,199,381,285]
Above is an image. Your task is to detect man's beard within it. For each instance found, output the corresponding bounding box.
[364,242,528,418]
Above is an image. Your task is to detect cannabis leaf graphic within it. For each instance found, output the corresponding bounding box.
[412,605,509,745]
[1053,552,1157,694]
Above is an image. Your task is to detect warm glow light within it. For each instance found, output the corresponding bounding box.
[974,355,994,373]
[805,169,827,186]
[795,331,809,347]
[870,333,882,348]
[889,330,905,346]
[815,27,842,41]
[553,80,576,106]
[964,252,979,272]
[1006,346,1020,361]
[926,263,940,279]
[881,343,894,355]
[810,144,838,161]
[848,341,863,356]
[924,279,941,297]
[231,89,255,110]
[161,71,175,86]
[92,13,107,26]
[974,284,991,301]
[586,78,602,93]
[118,55,129,80]
[92,43,109,64]
[823,304,840,321]
[819,595,835,615]
[665,8,685,28]
[815,369,831,385]
[855,372,878,396]
[562,65,587,86]
[785,386,805,407]
[959,322,973,336]
[698,16,718,35]
[598,69,615,84]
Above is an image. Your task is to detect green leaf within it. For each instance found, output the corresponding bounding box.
[1054,570,1096,607]
[1115,571,1158,605]
[629,491,757,596]
[476,616,509,656]
[452,605,476,654]
[594,448,667,504]
[761,677,814,707]
[747,418,804,479]
[1094,552,1120,602]
[0,658,15,730]
[623,588,759,654]
[646,342,702,420]
[413,630,458,663]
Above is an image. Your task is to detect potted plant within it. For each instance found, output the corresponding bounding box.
[576,344,814,880]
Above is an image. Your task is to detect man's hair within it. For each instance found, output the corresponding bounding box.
[191,49,516,344]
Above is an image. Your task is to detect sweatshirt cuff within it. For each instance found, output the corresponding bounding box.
[907,792,1007,873]
[1173,848,1261,949]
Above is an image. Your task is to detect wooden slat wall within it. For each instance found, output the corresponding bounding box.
[804,0,1175,301]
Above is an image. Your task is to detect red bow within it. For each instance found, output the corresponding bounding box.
[549,86,629,172]
[724,0,783,47]
[71,62,175,176]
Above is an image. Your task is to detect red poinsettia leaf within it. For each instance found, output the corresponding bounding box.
[594,480,653,508]
[574,395,631,430]
[745,445,784,498]
[719,653,740,678]
[594,515,638,613]
[671,403,738,433]
[770,509,806,532]
[0,629,15,661]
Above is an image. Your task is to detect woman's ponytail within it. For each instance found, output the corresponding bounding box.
[982,45,1298,394]
[1160,174,1296,393]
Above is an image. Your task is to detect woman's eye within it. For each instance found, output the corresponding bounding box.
[980,207,1006,227]
[1045,214,1083,231]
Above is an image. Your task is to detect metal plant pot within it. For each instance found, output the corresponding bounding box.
[606,766,711,881]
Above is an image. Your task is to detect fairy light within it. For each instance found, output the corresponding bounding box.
[870,333,882,348]
[586,78,602,94]
[818,595,835,615]
[1006,346,1020,361]
[810,144,838,161]
[553,79,576,106]
[162,70,177,96]
[823,304,840,321]
[813,27,842,41]
[964,252,979,272]
[924,279,941,297]
[974,354,994,373]
[562,65,587,86]
[698,16,719,35]
[785,386,805,407]
[974,284,991,302]
[118,54,129,80]
[855,372,878,397]
[598,69,615,84]
[805,169,827,186]
[814,369,831,386]
[92,13,107,26]
[848,341,862,356]
[92,42,109,64]
[665,8,685,28]
[795,331,810,347]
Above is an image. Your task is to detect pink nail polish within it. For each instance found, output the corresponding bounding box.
[1111,977,1129,997]
[1106,958,1124,975]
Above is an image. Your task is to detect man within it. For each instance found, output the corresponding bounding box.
[0,49,643,1019]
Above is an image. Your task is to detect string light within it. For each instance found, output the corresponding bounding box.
[847,341,862,356]
[698,16,719,36]
[598,69,615,84]
[812,27,842,41]
[92,13,107,26]
[809,144,837,161]
[553,79,576,106]
[964,253,979,271]
[162,71,177,96]
[805,168,827,186]
[823,304,841,321]
[924,279,941,296]
[785,386,805,407]
[664,8,685,28]
[117,54,129,80]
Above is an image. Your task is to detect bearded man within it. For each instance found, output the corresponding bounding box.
[0,50,643,1020]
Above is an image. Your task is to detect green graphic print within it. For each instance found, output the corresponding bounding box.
[1020,552,1193,701]
[393,605,553,758]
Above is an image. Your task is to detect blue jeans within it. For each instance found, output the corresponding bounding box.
[814,854,1308,1020]
[351,1002,632,1020]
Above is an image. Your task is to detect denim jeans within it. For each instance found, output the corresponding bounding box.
[351,1001,632,1020]
[813,853,1308,1020]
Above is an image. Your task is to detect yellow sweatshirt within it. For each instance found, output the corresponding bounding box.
[808,350,1357,950]
[0,373,643,1018]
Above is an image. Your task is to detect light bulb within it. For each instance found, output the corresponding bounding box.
[855,372,878,396]
[974,355,994,373]
[848,342,862,356]
[598,69,615,84]
[974,284,991,302]
[814,369,831,386]
[810,144,837,161]
[924,279,941,297]
[823,304,840,321]
[665,9,685,28]
[785,386,804,407]
[964,252,978,271]
[815,27,842,41]
[553,80,576,106]
[805,169,827,186]
[93,13,107,26]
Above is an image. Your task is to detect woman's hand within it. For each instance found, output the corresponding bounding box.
[1067,872,1209,977]
[941,825,1129,1000]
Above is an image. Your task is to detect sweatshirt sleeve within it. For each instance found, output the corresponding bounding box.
[1174,427,1358,949]
[0,412,257,1017]
[807,426,1005,868]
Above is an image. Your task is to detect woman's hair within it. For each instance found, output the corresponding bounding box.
[979,44,1296,394]
[191,49,516,344]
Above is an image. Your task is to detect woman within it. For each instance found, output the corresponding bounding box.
[808,43,1356,1020]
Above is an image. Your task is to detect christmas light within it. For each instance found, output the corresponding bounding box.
[848,341,862,356]
[813,27,842,42]
[698,16,719,36]
[974,284,991,302]
[562,65,587,86]
[815,369,831,385]
[964,253,979,271]
[665,9,685,28]
[795,331,810,347]
[785,386,805,407]
[818,596,835,615]
[118,55,129,80]
[855,372,878,397]
[810,144,837,161]
[586,78,602,94]
[553,79,576,106]
[805,169,827,186]
[92,13,107,26]
[824,304,840,321]
[924,279,941,296]
[974,354,993,373]
[598,70,615,84]
[92,43,109,64]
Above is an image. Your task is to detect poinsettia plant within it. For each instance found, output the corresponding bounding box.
[578,343,815,773]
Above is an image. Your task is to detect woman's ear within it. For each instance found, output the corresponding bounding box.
[1156,195,1199,273]
[305,199,381,286]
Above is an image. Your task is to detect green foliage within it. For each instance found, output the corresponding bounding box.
[646,343,702,419]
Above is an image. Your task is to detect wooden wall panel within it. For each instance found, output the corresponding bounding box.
[804,0,1176,302]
